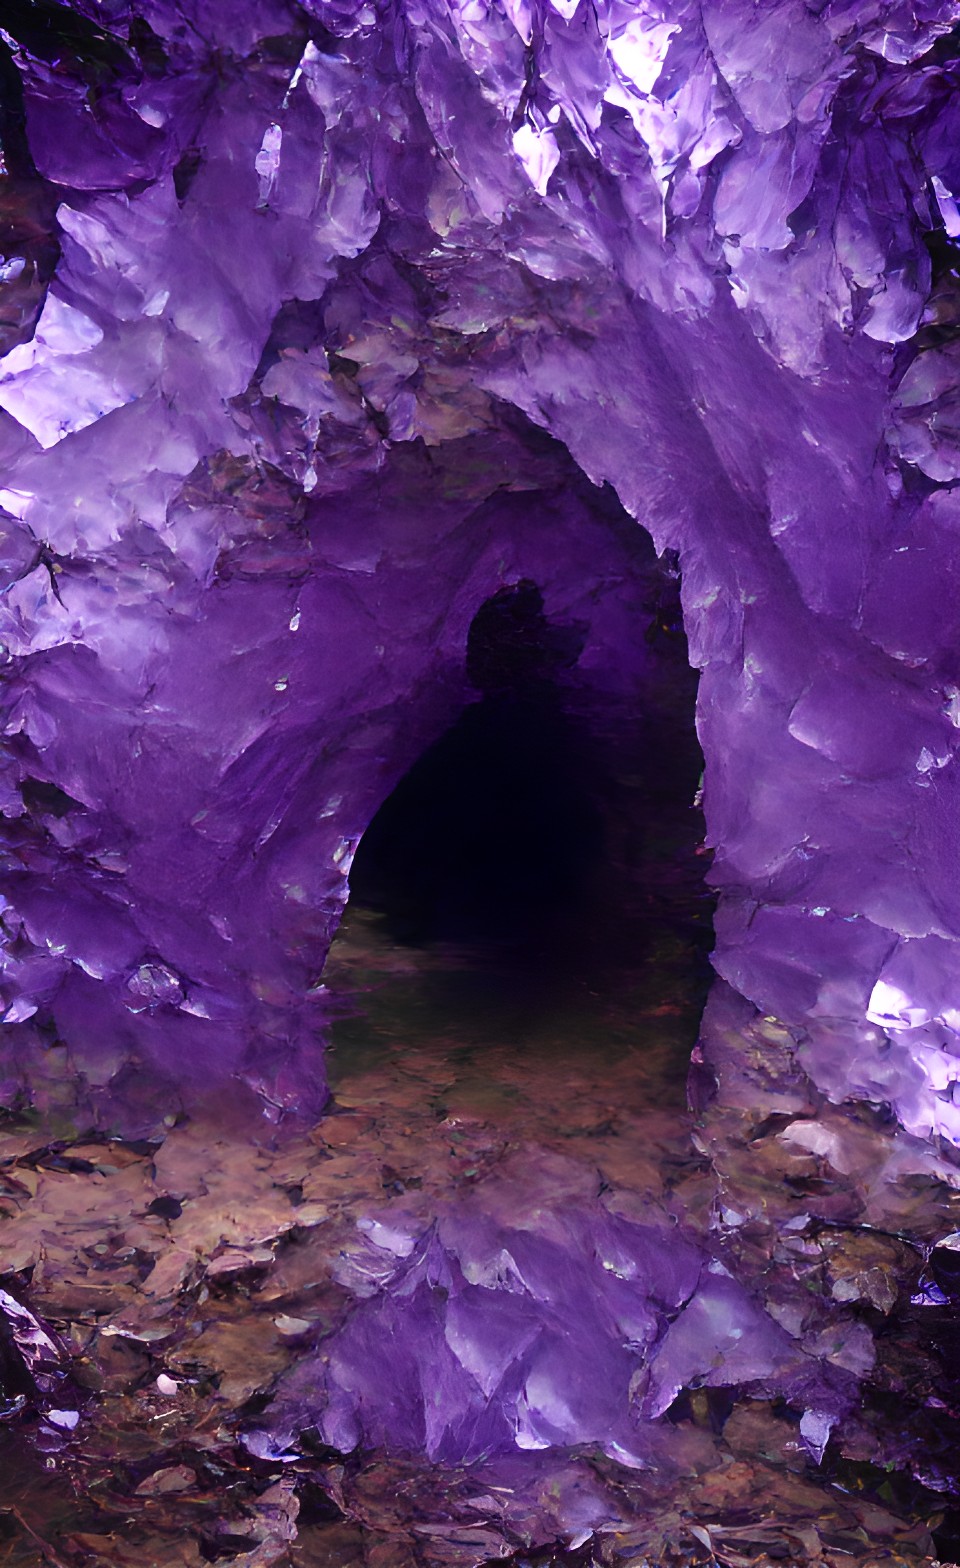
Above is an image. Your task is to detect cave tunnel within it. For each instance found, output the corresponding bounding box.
[8,0,960,1553]
[338,536,715,1068]
[349,581,608,955]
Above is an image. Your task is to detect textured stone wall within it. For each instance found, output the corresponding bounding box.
[1,0,959,1136]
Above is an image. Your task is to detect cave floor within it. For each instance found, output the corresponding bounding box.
[0,903,952,1566]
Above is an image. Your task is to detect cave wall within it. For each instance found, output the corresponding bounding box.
[1,0,959,1133]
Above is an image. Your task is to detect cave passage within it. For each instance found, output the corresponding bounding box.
[340,576,715,1062]
[349,581,608,970]
[347,689,605,954]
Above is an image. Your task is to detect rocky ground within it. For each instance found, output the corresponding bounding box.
[0,896,956,1566]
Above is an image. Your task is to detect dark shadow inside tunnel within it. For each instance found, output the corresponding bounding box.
[345,576,715,1018]
[349,583,605,964]
[348,693,605,956]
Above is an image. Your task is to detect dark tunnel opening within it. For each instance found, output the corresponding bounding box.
[349,582,606,962]
[347,690,606,954]
[343,574,716,1034]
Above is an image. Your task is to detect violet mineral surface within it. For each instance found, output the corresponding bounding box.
[1,0,960,1560]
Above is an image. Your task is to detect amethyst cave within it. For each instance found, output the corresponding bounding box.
[2,0,960,1559]
[2,0,960,1132]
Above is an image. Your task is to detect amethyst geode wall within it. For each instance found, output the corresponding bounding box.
[1,0,960,1133]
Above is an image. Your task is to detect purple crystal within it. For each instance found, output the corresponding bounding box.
[1,0,960,1511]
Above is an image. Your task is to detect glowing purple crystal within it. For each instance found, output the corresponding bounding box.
[1,0,960,1500]
[0,0,957,1137]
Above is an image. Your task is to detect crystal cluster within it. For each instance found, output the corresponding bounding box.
[250,1147,856,1469]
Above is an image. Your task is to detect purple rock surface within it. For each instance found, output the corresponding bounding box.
[1,0,960,1492]
[250,1148,851,1468]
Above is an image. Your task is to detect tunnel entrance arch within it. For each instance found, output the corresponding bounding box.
[328,463,715,1073]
